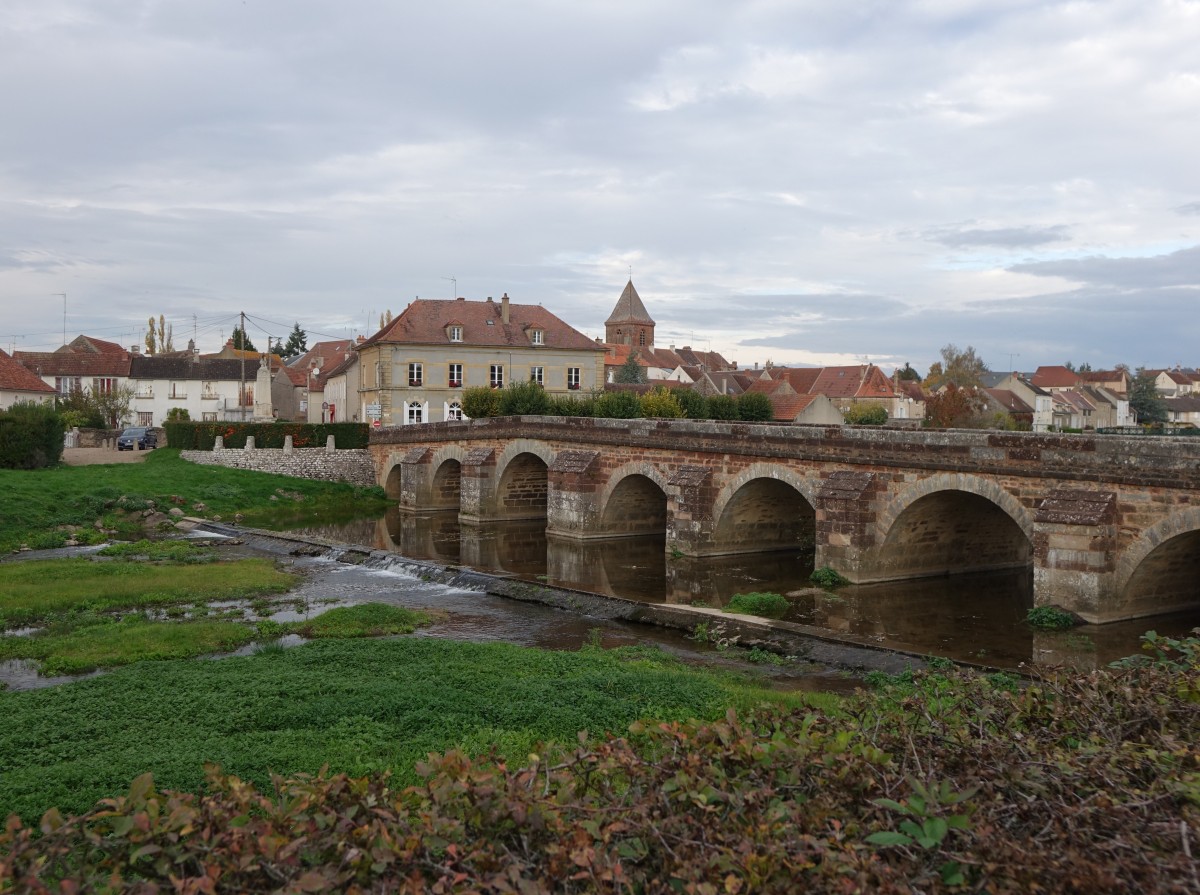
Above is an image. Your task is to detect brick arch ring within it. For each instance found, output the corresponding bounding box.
[380,451,407,494]
[428,444,469,477]
[1113,506,1200,598]
[596,461,671,519]
[874,473,1034,547]
[709,463,821,528]
[493,438,556,483]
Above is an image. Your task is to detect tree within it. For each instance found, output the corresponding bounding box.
[280,323,308,360]
[462,386,502,419]
[165,407,191,422]
[896,362,922,382]
[379,310,394,331]
[707,394,739,420]
[924,344,988,390]
[924,384,988,428]
[673,389,708,419]
[614,353,646,384]
[499,381,550,416]
[1130,369,1168,425]
[231,326,257,353]
[145,315,173,355]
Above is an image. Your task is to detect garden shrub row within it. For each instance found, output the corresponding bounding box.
[461,382,777,422]
[163,421,370,450]
[0,402,64,469]
[4,651,1198,893]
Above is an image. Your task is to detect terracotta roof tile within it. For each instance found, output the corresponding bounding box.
[14,350,131,377]
[985,388,1033,414]
[1031,365,1082,388]
[361,297,597,351]
[0,349,56,393]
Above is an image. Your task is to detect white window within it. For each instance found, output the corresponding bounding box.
[201,381,218,399]
[530,329,544,346]
[530,366,544,385]
[449,325,463,342]
[447,401,463,421]
[448,363,462,387]
[137,412,153,426]
[567,367,581,390]
[407,401,424,424]
[92,378,115,394]
[408,362,423,386]
[490,364,504,388]
[169,381,187,399]
[202,412,217,422]
[55,377,81,395]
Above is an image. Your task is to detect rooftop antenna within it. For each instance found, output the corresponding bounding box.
[1008,352,1020,372]
[441,276,457,299]
[52,293,66,347]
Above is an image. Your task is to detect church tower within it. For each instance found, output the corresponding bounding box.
[604,279,655,348]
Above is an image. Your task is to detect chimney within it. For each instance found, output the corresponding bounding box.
[130,344,140,355]
[501,293,510,324]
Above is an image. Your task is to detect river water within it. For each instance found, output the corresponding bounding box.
[287,508,1200,671]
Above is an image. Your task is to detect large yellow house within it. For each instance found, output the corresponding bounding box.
[354,293,605,425]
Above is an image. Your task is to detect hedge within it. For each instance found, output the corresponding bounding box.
[163,421,370,450]
[0,402,65,469]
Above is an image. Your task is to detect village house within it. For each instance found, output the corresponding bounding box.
[354,293,605,426]
[127,355,261,426]
[981,372,1055,431]
[766,364,923,420]
[0,348,57,409]
[14,335,134,398]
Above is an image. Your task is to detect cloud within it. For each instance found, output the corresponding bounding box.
[926,224,1072,248]
[1008,246,1200,289]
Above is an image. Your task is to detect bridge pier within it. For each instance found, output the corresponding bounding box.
[1032,490,1120,622]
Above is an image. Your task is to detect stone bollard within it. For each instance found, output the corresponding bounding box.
[284,435,293,455]
[326,435,336,453]
[244,436,255,452]
[214,436,224,450]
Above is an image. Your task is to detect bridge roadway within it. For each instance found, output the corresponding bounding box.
[368,417,1200,624]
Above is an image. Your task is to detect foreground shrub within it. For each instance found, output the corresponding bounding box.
[843,402,889,425]
[499,380,550,415]
[723,591,791,618]
[461,386,502,419]
[737,391,774,421]
[707,394,739,420]
[594,390,643,419]
[674,388,709,419]
[640,387,684,418]
[0,402,64,469]
[5,660,1199,893]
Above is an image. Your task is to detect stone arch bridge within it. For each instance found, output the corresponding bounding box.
[367,417,1200,624]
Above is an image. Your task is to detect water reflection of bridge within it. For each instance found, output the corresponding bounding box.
[369,417,1200,623]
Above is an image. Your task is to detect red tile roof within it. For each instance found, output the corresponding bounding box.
[14,350,131,378]
[1031,366,1081,389]
[0,349,56,393]
[291,340,354,374]
[361,296,598,351]
[810,365,896,399]
[985,388,1033,414]
[768,367,822,394]
[770,393,820,421]
[69,335,128,355]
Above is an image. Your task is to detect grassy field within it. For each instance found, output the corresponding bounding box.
[0,448,389,552]
[0,637,816,820]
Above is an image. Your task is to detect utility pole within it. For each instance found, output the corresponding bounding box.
[240,310,246,420]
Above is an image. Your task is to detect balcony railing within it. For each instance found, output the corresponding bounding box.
[136,389,154,399]
[169,391,187,400]
[201,390,219,400]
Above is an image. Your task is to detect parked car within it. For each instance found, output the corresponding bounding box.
[116,427,157,451]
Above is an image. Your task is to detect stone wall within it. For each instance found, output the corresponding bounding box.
[181,446,376,486]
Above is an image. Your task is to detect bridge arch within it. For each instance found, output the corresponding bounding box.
[709,463,818,555]
[494,439,555,520]
[427,445,468,511]
[1114,507,1200,619]
[873,473,1033,579]
[381,452,405,499]
[598,462,670,538]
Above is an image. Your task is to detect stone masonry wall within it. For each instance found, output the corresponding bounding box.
[181,447,376,486]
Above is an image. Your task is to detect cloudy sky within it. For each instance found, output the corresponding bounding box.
[2,0,1198,373]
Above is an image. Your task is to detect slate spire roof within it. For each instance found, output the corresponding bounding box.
[605,280,655,326]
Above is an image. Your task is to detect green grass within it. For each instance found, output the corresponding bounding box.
[0,448,389,552]
[96,539,216,563]
[0,557,297,628]
[0,615,257,675]
[283,603,430,638]
[723,591,791,618]
[0,638,817,820]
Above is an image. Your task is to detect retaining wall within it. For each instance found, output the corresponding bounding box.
[181,446,376,486]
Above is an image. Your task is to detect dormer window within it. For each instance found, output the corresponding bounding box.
[530,329,544,346]
[447,324,463,342]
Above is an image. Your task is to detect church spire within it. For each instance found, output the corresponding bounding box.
[605,279,655,347]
